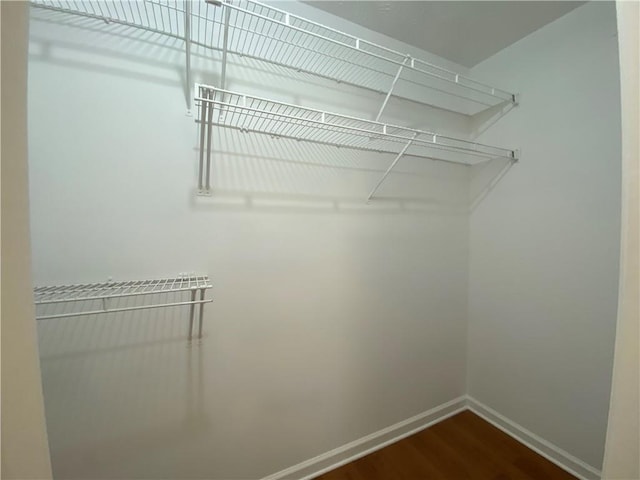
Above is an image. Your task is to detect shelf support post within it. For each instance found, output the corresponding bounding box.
[197,87,214,195]
[197,288,205,339]
[184,0,192,114]
[198,87,208,192]
[188,289,196,339]
[220,3,231,91]
[367,132,418,202]
[375,55,410,122]
[205,89,214,192]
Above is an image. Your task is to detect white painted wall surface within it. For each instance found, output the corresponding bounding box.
[27,2,471,478]
[467,1,621,471]
[602,2,640,477]
[1,2,53,477]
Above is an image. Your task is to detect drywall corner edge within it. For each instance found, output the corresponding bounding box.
[261,396,467,480]
[466,396,602,480]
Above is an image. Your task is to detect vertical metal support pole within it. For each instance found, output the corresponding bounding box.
[198,87,208,191]
[375,56,410,122]
[366,133,418,202]
[188,289,196,339]
[184,0,192,113]
[197,289,205,339]
[220,5,231,91]
[205,90,214,192]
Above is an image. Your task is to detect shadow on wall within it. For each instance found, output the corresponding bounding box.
[189,128,515,214]
[37,305,210,479]
[29,7,386,116]
[189,128,472,214]
[29,5,515,215]
[469,158,516,212]
[467,98,519,211]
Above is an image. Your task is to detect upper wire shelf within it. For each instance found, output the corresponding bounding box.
[34,275,213,339]
[200,0,515,115]
[30,0,516,116]
[30,0,187,39]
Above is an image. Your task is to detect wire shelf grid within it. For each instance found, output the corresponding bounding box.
[34,275,213,340]
[195,0,514,111]
[35,275,212,305]
[196,84,517,164]
[30,0,516,114]
[30,0,187,40]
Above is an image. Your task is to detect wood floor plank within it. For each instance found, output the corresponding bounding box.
[429,419,511,479]
[407,429,475,479]
[313,411,577,480]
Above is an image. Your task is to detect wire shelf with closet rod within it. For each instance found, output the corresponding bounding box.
[34,274,213,339]
[195,84,518,200]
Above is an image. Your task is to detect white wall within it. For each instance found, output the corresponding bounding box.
[28,2,624,477]
[27,3,471,478]
[602,1,640,477]
[467,1,621,471]
[1,2,53,478]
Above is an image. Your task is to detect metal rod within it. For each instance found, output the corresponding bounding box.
[220,4,231,91]
[198,289,205,338]
[188,289,196,339]
[198,89,208,190]
[205,89,214,192]
[375,56,409,122]
[184,0,192,112]
[35,299,213,321]
[367,133,418,202]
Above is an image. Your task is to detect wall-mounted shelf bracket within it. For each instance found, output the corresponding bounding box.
[375,55,411,122]
[367,132,418,202]
[184,0,192,114]
[220,2,231,92]
[198,86,214,195]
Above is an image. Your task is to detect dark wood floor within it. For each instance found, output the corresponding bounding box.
[314,411,576,480]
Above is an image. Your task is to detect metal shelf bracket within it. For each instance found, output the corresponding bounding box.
[367,132,419,202]
[184,0,192,114]
[376,55,411,122]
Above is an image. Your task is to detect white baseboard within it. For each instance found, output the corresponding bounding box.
[261,395,601,480]
[261,395,467,480]
[466,396,602,480]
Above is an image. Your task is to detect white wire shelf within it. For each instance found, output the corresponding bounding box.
[198,0,516,115]
[195,84,518,198]
[30,0,186,38]
[30,0,516,116]
[34,275,213,338]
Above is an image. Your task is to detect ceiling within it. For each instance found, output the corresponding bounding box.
[303,1,586,67]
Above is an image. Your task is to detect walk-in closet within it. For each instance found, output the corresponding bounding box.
[2,1,638,479]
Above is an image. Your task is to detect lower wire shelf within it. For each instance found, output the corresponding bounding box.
[34,274,213,339]
[194,84,518,198]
